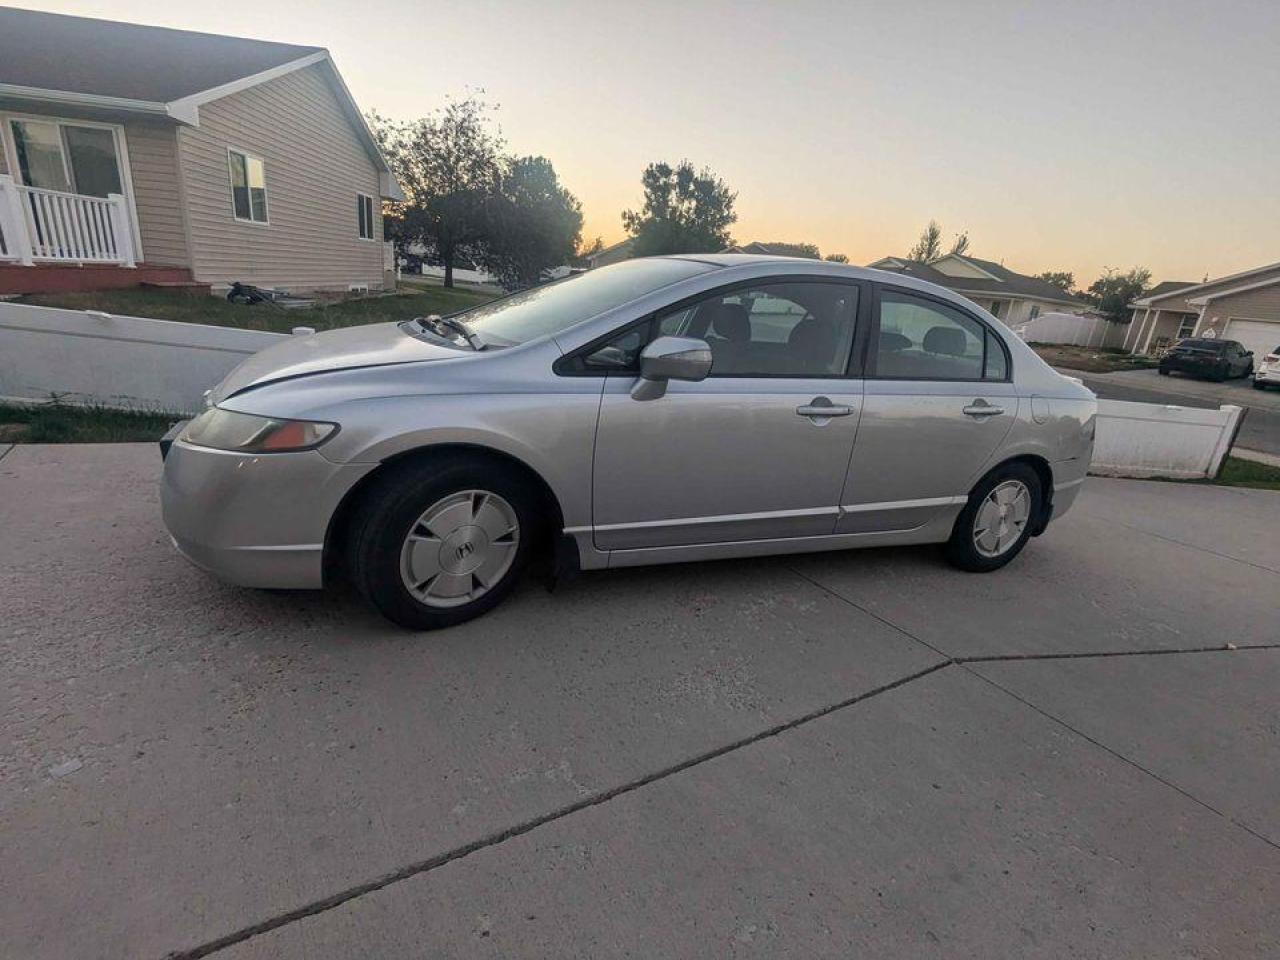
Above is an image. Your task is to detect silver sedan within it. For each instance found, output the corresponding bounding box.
[161,255,1096,629]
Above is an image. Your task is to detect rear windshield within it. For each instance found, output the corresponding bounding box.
[456,258,718,346]
[1175,339,1225,352]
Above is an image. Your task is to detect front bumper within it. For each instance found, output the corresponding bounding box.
[160,439,375,589]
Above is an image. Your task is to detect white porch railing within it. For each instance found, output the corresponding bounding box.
[0,174,135,267]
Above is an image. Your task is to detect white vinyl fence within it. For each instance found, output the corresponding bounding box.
[0,302,285,414]
[1015,312,1128,350]
[1093,400,1243,479]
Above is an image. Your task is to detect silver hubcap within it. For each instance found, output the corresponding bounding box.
[399,490,520,608]
[972,479,1031,558]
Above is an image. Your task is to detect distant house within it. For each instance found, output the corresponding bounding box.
[867,253,1090,325]
[586,237,636,269]
[1125,263,1280,357]
[0,8,402,295]
[724,241,821,258]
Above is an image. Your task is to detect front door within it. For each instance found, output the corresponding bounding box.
[839,287,1019,533]
[591,279,865,551]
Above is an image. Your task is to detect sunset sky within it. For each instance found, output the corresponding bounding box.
[16,0,1280,285]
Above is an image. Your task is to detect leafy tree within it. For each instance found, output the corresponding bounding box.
[907,220,943,262]
[622,161,737,256]
[481,156,583,289]
[824,252,850,263]
[1086,267,1152,323]
[766,241,822,259]
[907,221,970,262]
[1036,271,1076,293]
[370,96,504,287]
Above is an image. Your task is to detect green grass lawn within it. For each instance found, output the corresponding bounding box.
[16,285,495,334]
[0,402,180,444]
[1215,456,1280,490]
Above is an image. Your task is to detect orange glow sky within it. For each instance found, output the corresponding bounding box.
[18,0,1280,285]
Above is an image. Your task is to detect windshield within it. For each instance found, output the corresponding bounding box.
[453,258,718,346]
[1176,339,1225,352]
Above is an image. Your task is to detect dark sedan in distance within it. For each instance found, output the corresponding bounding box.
[1158,338,1254,381]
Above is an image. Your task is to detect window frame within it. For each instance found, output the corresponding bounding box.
[357,192,376,241]
[554,275,872,380]
[227,147,269,225]
[863,282,1013,384]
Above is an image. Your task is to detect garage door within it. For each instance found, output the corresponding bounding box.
[1225,319,1280,359]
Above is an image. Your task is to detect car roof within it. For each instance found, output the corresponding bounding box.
[662,254,982,308]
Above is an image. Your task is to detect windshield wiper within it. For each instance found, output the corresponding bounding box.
[419,314,485,351]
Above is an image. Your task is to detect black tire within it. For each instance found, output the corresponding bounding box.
[1158,367,1170,376]
[346,454,539,630]
[945,462,1043,573]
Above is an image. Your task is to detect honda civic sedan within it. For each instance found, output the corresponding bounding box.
[161,256,1096,629]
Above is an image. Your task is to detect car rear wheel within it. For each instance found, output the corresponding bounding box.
[347,456,537,629]
[945,463,1042,573]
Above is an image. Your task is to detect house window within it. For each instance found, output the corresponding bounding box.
[1029,305,1041,321]
[988,300,1003,319]
[357,193,375,240]
[9,118,123,197]
[228,149,268,223]
[1176,315,1197,339]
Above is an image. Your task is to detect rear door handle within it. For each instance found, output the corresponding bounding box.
[797,396,853,419]
[963,400,1005,418]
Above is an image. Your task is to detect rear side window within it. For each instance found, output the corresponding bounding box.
[873,291,1007,381]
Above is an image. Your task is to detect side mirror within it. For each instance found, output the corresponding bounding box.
[631,335,712,401]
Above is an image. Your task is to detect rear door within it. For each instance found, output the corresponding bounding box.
[838,286,1018,533]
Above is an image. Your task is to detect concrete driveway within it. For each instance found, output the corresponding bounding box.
[3,444,1279,959]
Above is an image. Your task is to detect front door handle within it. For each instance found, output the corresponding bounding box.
[797,396,853,419]
[963,399,1005,418]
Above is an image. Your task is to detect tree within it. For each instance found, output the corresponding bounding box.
[907,221,970,262]
[824,252,850,263]
[370,96,505,287]
[1036,271,1076,293]
[573,236,604,267]
[907,220,943,262]
[1086,267,1152,323]
[622,161,737,256]
[481,156,583,289]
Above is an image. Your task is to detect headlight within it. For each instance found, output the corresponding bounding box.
[180,408,337,452]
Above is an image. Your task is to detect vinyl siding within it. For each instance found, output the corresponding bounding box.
[1146,265,1280,313]
[1202,284,1280,340]
[123,120,190,267]
[177,63,384,291]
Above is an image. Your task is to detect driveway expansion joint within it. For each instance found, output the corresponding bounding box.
[162,659,952,960]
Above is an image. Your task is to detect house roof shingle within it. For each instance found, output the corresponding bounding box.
[1143,280,1197,299]
[870,254,1090,306]
[0,7,322,102]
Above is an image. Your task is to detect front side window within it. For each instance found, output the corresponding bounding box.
[656,281,859,377]
[357,193,375,239]
[229,149,268,223]
[873,290,1007,381]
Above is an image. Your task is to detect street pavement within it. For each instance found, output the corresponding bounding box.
[2,444,1278,959]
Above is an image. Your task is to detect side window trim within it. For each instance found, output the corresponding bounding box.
[555,275,870,379]
[866,282,1012,383]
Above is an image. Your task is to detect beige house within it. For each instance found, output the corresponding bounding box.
[0,8,402,295]
[867,253,1091,325]
[1126,262,1280,357]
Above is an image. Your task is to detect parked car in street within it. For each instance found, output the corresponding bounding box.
[1158,338,1254,381]
[160,256,1097,629]
[1252,345,1280,390]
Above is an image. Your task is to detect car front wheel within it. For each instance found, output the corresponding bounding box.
[945,463,1042,573]
[347,456,537,629]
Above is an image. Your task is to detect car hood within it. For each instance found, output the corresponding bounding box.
[209,322,465,403]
